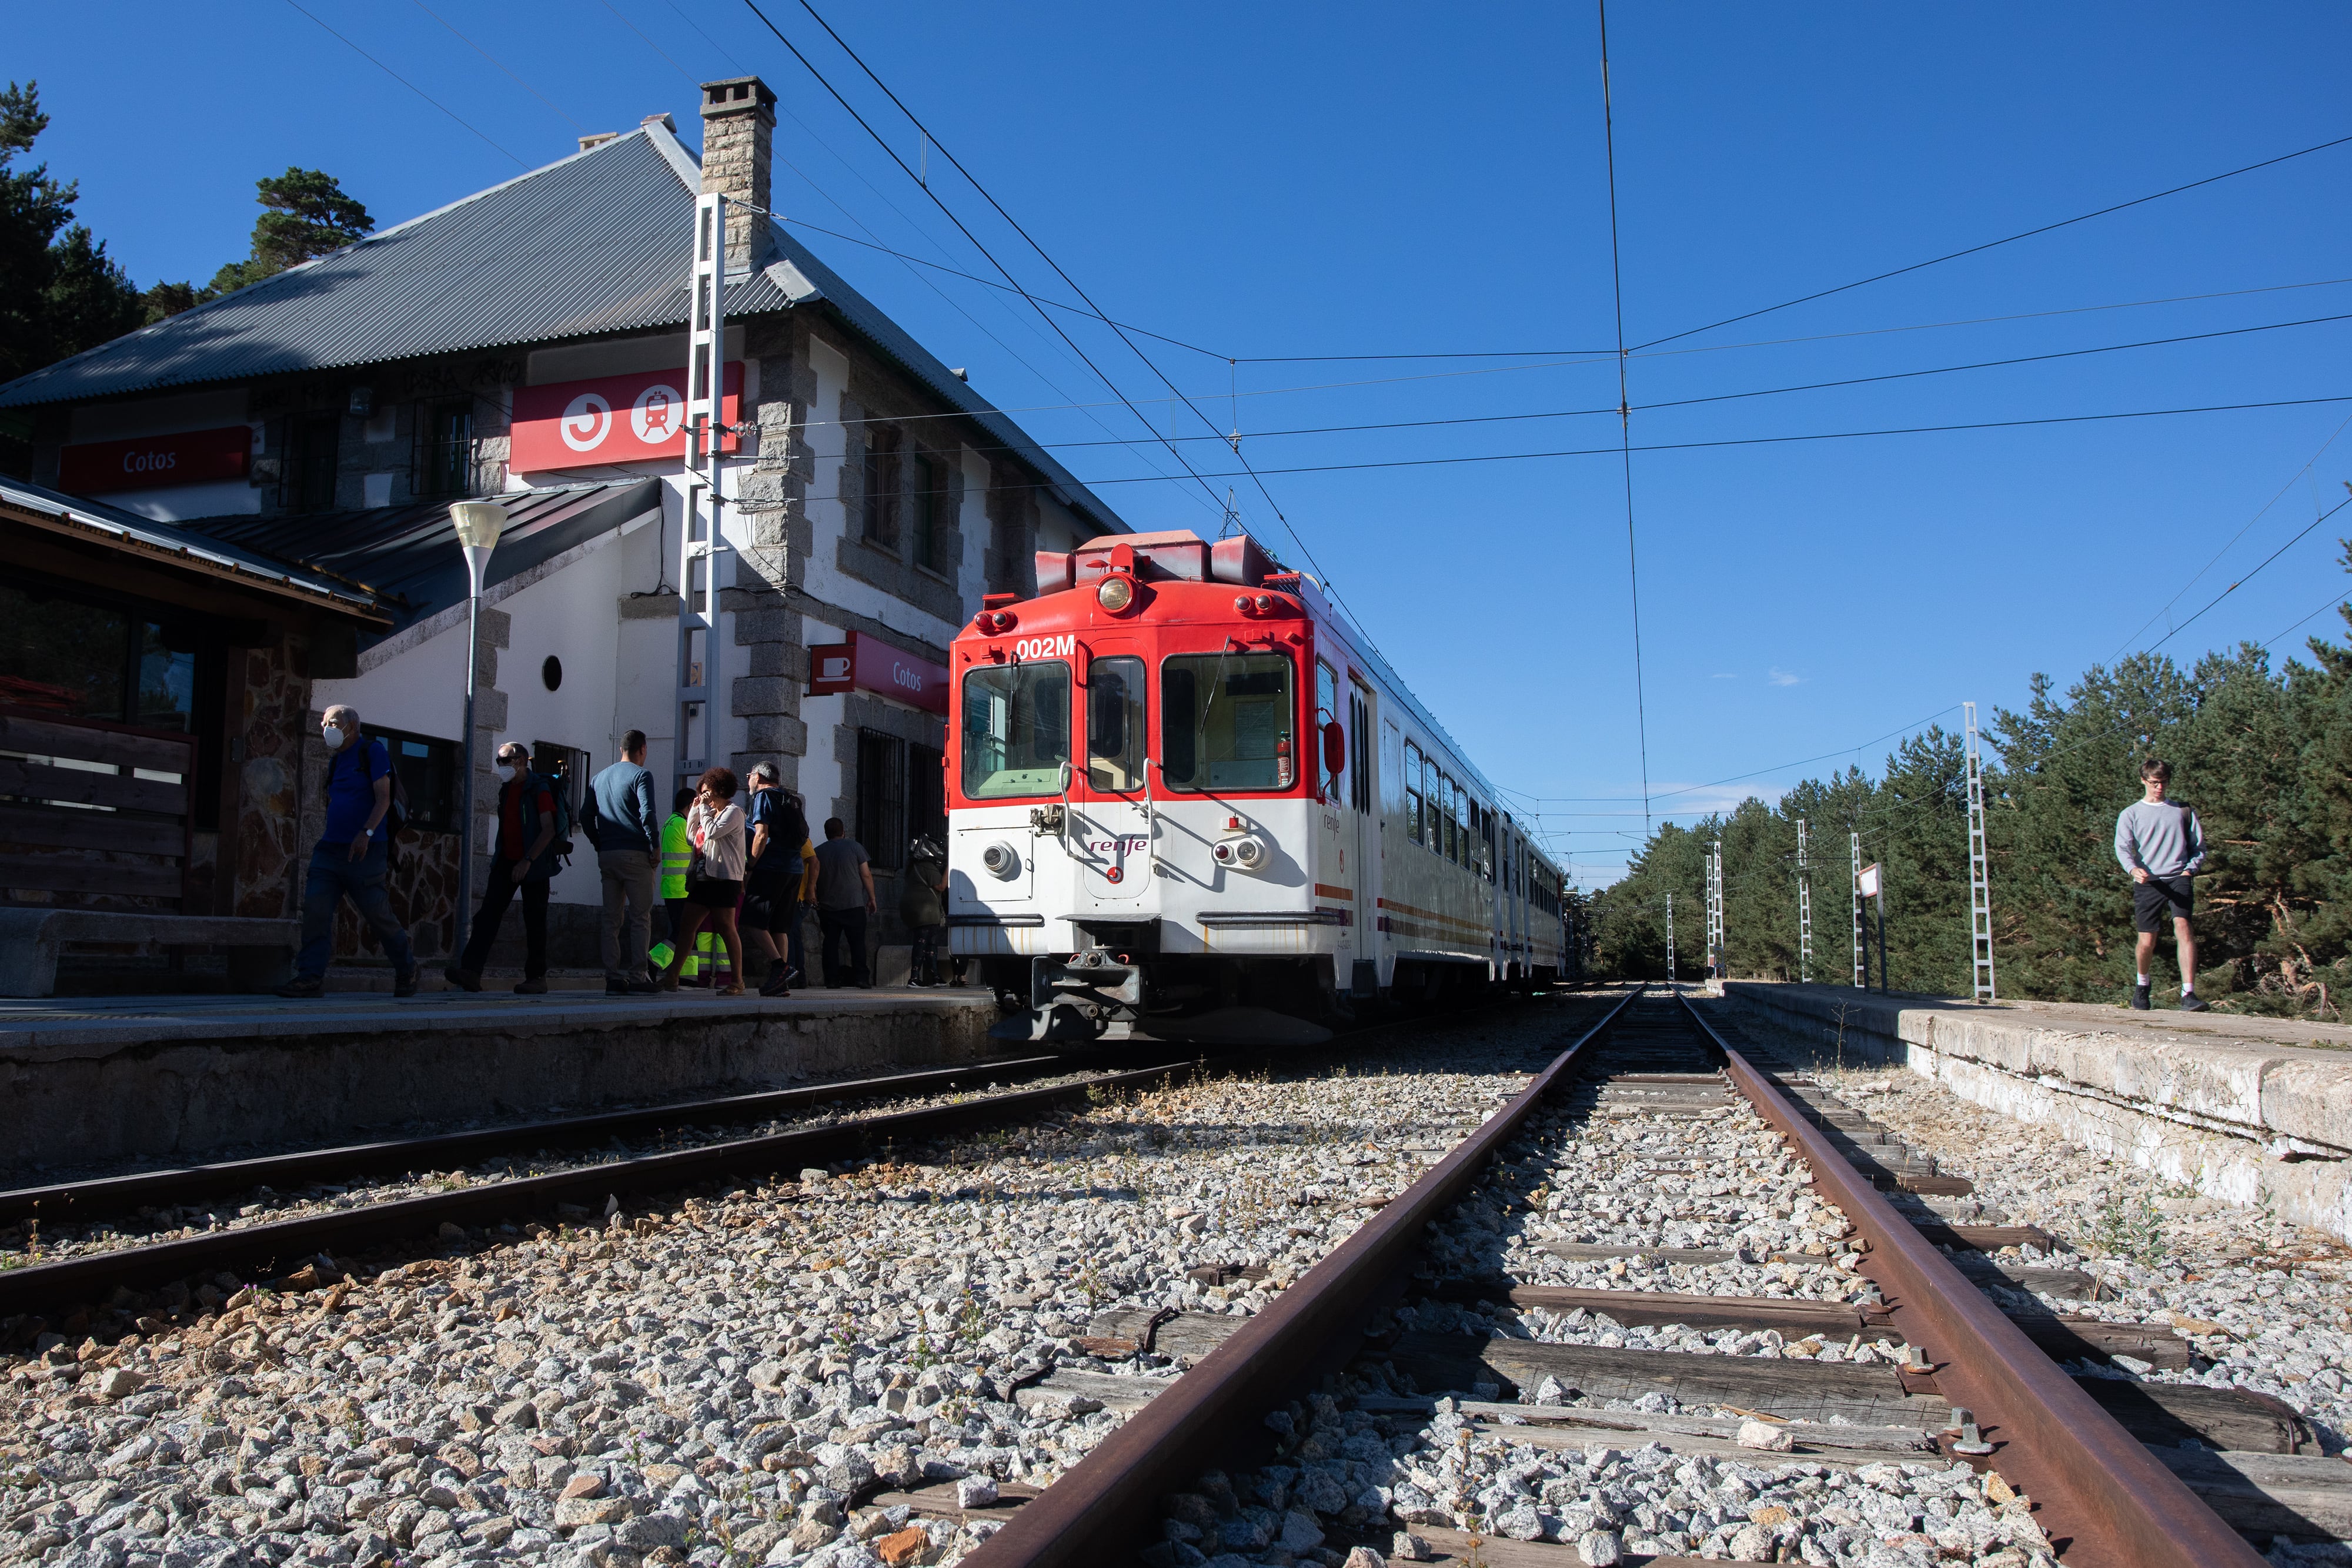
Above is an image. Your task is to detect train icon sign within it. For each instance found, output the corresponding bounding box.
[512,363,741,472]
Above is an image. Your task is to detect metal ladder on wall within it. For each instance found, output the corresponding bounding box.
[1965,700,1997,1002]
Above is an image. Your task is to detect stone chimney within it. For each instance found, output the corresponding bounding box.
[698,76,776,265]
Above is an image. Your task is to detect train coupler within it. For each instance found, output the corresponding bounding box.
[987,948,1142,1046]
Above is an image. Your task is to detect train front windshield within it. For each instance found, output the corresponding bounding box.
[1160,651,1293,792]
[961,661,1070,798]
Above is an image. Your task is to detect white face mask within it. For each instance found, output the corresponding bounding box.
[322,723,346,745]
[495,763,519,783]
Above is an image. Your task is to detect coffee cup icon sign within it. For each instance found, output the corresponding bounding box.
[560,392,613,453]
[633,383,686,444]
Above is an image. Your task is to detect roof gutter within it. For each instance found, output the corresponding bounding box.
[1,497,390,627]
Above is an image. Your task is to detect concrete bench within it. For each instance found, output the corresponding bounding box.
[0,908,299,998]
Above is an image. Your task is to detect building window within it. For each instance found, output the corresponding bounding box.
[371,724,460,833]
[911,453,939,571]
[856,728,907,870]
[290,413,340,512]
[530,741,589,820]
[0,581,205,735]
[863,427,901,547]
[414,399,475,499]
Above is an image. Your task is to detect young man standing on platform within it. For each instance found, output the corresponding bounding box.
[741,763,817,997]
[278,705,416,998]
[587,730,662,995]
[2115,756,2209,1012]
[813,817,877,987]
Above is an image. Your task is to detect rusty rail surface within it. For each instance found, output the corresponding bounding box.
[962,985,1647,1568]
[1676,990,2264,1568]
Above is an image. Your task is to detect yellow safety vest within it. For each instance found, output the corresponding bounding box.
[660,814,693,900]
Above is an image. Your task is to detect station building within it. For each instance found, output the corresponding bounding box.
[0,77,1128,977]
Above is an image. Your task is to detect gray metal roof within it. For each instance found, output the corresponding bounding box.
[186,480,662,641]
[0,124,1128,536]
[0,474,387,620]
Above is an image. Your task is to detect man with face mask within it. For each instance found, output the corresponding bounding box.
[278,706,416,998]
[448,742,561,994]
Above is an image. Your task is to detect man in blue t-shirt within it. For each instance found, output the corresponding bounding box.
[279,704,417,998]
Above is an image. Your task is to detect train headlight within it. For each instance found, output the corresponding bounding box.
[981,841,1021,879]
[1212,833,1269,872]
[1096,574,1135,613]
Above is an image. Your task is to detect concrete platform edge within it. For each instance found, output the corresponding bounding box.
[1718,982,2352,1245]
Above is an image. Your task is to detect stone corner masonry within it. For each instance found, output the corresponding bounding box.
[1719,980,2352,1243]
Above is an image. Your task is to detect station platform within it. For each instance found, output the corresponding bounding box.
[0,982,1001,1177]
[1716,981,2352,1243]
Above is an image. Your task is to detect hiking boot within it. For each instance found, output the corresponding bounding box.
[393,969,418,999]
[606,978,632,996]
[2179,992,2210,1012]
[514,977,549,995]
[2130,982,2151,1011]
[445,965,483,994]
[275,975,324,999]
[626,978,660,995]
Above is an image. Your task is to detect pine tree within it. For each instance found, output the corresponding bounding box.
[0,81,145,386]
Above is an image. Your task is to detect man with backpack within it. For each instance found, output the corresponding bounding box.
[583,730,662,995]
[277,705,417,998]
[447,741,565,994]
[2116,756,2210,1012]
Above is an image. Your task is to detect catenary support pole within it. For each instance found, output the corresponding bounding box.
[1665,891,1676,988]
[1796,817,1812,984]
[1851,831,1865,989]
[1965,700,1997,1002]
[679,192,730,791]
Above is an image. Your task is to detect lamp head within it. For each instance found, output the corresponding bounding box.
[449,502,509,550]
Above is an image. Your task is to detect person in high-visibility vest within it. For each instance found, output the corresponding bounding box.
[652,787,696,988]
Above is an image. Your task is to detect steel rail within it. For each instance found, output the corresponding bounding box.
[960,986,1648,1568]
[0,1058,1213,1321]
[1675,989,2264,1568]
[0,1051,1113,1226]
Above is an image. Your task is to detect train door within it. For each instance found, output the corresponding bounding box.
[1314,658,1347,933]
[1077,648,1151,905]
[1348,679,1377,991]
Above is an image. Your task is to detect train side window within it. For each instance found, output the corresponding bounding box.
[1441,773,1458,864]
[1160,651,1294,792]
[960,660,1070,798]
[1403,741,1424,844]
[1315,658,1341,805]
[1086,655,1146,793]
[1479,807,1496,882]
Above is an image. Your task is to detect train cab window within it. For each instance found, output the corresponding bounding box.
[1403,741,1425,844]
[1085,655,1146,793]
[1161,651,1293,792]
[960,661,1070,798]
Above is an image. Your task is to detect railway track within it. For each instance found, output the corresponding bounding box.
[933,987,2312,1568]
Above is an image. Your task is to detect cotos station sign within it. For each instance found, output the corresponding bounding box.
[510,364,743,473]
[806,631,948,716]
[57,426,252,493]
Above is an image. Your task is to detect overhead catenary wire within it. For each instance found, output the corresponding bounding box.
[2144,491,2352,654]
[1636,128,2352,352]
[279,0,526,166]
[1595,0,1651,835]
[409,1,585,130]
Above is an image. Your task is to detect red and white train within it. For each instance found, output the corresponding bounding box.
[945,528,1572,1044]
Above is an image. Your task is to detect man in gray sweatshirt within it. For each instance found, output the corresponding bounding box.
[2114,757,2207,1011]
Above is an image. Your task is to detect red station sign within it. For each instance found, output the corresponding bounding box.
[58,426,252,493]
[509,363,743,473]
[806,631,948,716]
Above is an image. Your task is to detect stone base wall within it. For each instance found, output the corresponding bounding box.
[1,995,997,1171]
[1722,981,2352,1242]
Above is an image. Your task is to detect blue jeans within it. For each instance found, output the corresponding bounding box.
[296,840,415,980]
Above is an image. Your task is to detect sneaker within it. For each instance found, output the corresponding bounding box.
[606,979,631,996]
[2130,983,2151,1011]
[275,975,324,999]
[445,964,483,994]
[514,978,549,995]
[759,969,793,997]
[393,970,418,999]
[2180,992,2210,1012]
[626,979,661,995]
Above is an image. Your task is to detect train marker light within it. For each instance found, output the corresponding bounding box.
[1254,594,1273,612]
[1096,574,1135,613]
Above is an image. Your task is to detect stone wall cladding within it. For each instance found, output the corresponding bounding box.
[0,997,995,1169]
[1722,981,2352,1242]
[232,637,310,921]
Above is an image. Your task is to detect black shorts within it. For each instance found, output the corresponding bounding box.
[2134,876,2193,933]
[687,878,743,910]
[741,882,800,933]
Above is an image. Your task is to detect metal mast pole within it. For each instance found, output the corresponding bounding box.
[1851,831,1865,989]
[679,192,730,790]
[455,583,480,961]
[1965,700,1997,1002]
[1664,891,1676,989]
[1706,840,1724,981]
[1796,817,1812,984]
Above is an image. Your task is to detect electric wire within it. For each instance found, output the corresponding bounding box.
[279,0,526,166]
[1637,128,2352,352]
[1596,0,1650,835]
[409,2,585,131]
[2144,492,2352,654]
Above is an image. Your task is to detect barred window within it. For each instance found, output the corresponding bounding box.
[856,728,908,870]
[863,427,902,547]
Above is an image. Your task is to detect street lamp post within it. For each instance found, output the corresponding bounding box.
[448,501,509,962]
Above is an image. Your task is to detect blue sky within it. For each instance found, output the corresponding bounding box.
[16,1,2352,884]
